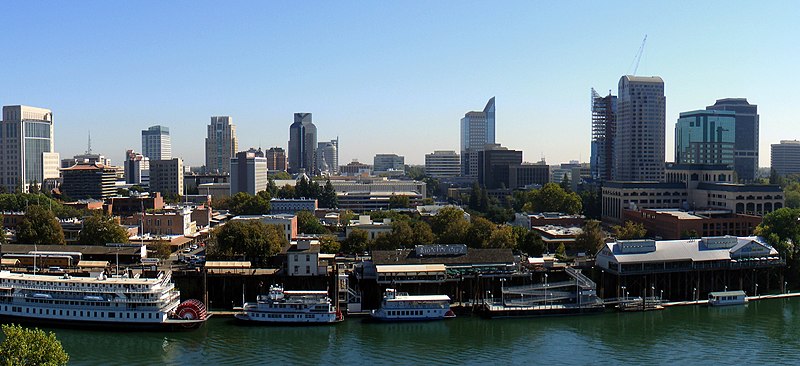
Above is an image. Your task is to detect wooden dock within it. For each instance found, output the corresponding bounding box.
[662,291,800,307]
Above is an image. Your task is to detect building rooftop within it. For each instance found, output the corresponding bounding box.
[599,236,778,265]
[605,181,686,189]
[696,183,782,193]
[372,248,514,266]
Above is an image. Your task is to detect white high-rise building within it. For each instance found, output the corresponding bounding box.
[425,151,461,178]
[0,105,56,192]
[142,125,171,161]
[205,116,238,174]
[316,139,339,175]
[231,150,268,195]
[124,149,150,187]
[460,97,495,178]
[614,76,666,181]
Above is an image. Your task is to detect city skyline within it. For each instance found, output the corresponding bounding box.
[2,1,798,167]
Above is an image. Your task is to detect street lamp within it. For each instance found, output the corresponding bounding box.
[693,287,697,302]
[755,283,759,297]
[500,278,506,306]
[660,289,663,301]
[651,286,655,301]
[621,286,627,301]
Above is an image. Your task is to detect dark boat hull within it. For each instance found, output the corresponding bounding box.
[0,313,209,332]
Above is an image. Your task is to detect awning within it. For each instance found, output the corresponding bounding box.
[204,261,251,269]
[77,260,110,268]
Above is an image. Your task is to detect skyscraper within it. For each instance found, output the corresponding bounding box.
[0,105,57,192]
[231,150,268,195]
[288,113,317,174]
[771,140,800,176]
[266,147,287,172]
[590,88,617,181]
[141,125,171,161]
[205,116,238,174]
[149,158,184,196]
[675,110,735,165]
[316,138,338,175]
[425,150,461,178]
[706,98,759,182]
[614,76,666,181]
[124,149,150,187]
[478,144,522,189]
[460,97,495,178]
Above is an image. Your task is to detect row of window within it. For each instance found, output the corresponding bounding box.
[387,310,427,317]
[4,305,160,319]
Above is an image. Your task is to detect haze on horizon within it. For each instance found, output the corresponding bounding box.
[2,1,797,168]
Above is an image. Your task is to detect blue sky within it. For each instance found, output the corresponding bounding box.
[2,1,797,167]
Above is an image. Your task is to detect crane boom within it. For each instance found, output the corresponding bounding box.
[632,35,647,75]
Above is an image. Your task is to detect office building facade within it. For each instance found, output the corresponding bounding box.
[373,154,405,173]
[60,162,117,199]
[141,125,171,161]
[231,150,268,195]
[266,147,287,172]
[316,139,339,175]
[425,150,461,178]
[288,113,317,174]
[675,110,735,166]
[0,105,57,192]
[706,98,759,182]
[205,116,238,174]
[614,76,666,182]
[124,149,150,187]
[771,140,800,176]
[460,97,495,178]
[477,144,523,189]
[149,158,184,196]
[590,89,617,181]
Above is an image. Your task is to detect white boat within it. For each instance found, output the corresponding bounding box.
[370,288,455,321]
[235,285,342,324]
[0,270,208,330]
[708,290,748,306]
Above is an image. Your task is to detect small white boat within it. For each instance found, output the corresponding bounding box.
[236,285,343,324]
[708,290,748,306]
[370,288,455,321]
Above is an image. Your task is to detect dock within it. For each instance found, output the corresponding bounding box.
[662,291,800,307]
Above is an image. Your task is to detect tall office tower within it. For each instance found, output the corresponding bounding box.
[477,144,522,189]
[614,76,666,181]
[230,150,268,195]
[141,125,171,161]
[706,98,760,182]
[316,138,339,175]
[771,140,800,176]
[266,147,287,172]
[460,97,495,178]
[124,149,150,187]
[675,110,736,165]
[149,158,184,196]
[425,150,461,178]
[590,88,617,181]
[0,105,57,192]
[205,116,238,174]
[288,113,317,174]
[373,154,405,173]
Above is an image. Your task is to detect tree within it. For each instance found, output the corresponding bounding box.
[78,214,129,245]
[756,208,800,284]
[16,205,66,245]
[770,168,785,186]
[430,207,469,244]
[405,165,426,180]
[580,189,602,219]
[267,179,279,198]
[469,183,481,211]
[787,188,800,209]
[297,210,328,234]
[150,239,172,260]
[613,221,647,240]
[270,171,292,180]
[466,217,495,248]
[519,230,546,257]
[228,192,270,215]
[487,225,515,249]
[556,243,566,257]
[342,229,369,254]
[559,174,571,192]
[575,220,605,256]
[388,195,411,209]
[519,183,582,214]
[0,214,5,245]
[295,176,311,199]
[319,180,338,208]
[411,221,435,245]
[212,220,286,266]
[319,235,341,254]
[276,184,296,199]
[0,324,69,366]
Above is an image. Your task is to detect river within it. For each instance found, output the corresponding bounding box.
[46,297,800,365]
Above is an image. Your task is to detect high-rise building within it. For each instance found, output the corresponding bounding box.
[425,150,461,178]
[62,153,111,169]
[266,147,287,172]
[509,163,549,189]
[675,110,735,166]
[316,139,339,175]
[614,76,666,181]
[288,113,317,174]
[373,154,405,173]
[478,144,523,189]
[706,98,760,182]
[61,162,117,199]
[231,150,268,195]
[205,116,238,174]
[124,149,150,187]
[149,158,184,196]
[771,140,800,176]
[460,97,495,178]
[141,125,171,161]
[0,105,57,192]
[590,88,617,181]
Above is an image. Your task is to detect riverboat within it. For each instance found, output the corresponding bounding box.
[370,288,455,321]
[0,270,208,330]
[235,285,343,324]
[708,290,748,306]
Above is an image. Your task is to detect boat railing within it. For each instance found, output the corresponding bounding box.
[5,284,168,294]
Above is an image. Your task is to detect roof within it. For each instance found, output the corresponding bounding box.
[204,261,251,269]
[285,244,321,254]
[600,236,778,264]
[389,294,451,302]
[622,75,664,83]
[2,244,143,256]
[376,264,447,274]
[372,248,514,266]
[696,183,782,193]
[77,260,110,268]
[604,181,686,189]
[709,290,746,297]
[665,163,733,171]
[0,259,20,266]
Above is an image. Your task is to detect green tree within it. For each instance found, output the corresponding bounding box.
[276,184,296,199]
[466,217,495,248]
[212,220,286,266]
[297,210,328,234]
[756,208,800,284]
[388,195,411,209]
[487,225,515,249]
[613,221,647,240]
[519,230,546,257]
[405,165,426,180]
[411,221,435,245]
[295,176,311,199]
[430,207,469,244]
[520,183,582,214]
[770,168,785,186]
[0,214,5,245]
[319,235,341,254]
[270,171,292,180]
[16,205,66,245]
[556,243,566,257]
[150,239,172,260]
[318,180,338,208]
[78,213,129,245]
[342,229,369,254]
[580,188,602,219]
[575,220,606,256]
[267,179,279,198]
[559,174,571,192]
[0,324,69,366]
[228,192,270,215]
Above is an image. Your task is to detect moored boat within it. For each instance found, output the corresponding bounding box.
[708,290,748,306]
[235,285,343,324]
[370,288,455,322]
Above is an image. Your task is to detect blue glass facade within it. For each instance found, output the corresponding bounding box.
[675,110,735,166]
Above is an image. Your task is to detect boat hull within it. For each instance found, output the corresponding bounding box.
[234,313,342,326]
[0,313,209,331]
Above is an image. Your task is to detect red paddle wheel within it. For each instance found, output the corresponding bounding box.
[175,299,207,320]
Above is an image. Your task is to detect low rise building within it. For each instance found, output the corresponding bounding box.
[345,216,394,240]
[122,206,197,236]
[284,238,328,276]
[270,198,318,215]
[230,214,298,242]
[369,244,517,283]
[108,193,165,216]
[621,208,762,240]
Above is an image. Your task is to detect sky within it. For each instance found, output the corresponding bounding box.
[2,1,798,168]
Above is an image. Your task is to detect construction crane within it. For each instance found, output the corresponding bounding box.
[630,35,647,75]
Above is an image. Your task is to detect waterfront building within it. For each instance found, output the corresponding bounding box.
[124,149,150,187]
[0,105,57,192]
[675,110,735,166]
[230,150,268,195]
[230,214,298,241]
[141,125,171,161]
[369,245,516,284]
[288,113,317,174]
[706,98,759,182]
[425,151,460,179]
[771,140,800,176]
[614,76,666,182]
[270,198,318,215]
[205,116,238,174]
[590,89,617,181]
[316,139,339,175]
[461,97,496,178]
[339,160,372,176]
[284,238,331,276]
[60,162,117,199]
[265,147,288,172]
[477,144,522,189]
[149,158,184,197]
[621,208,762,240]
[373,154,405,173]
